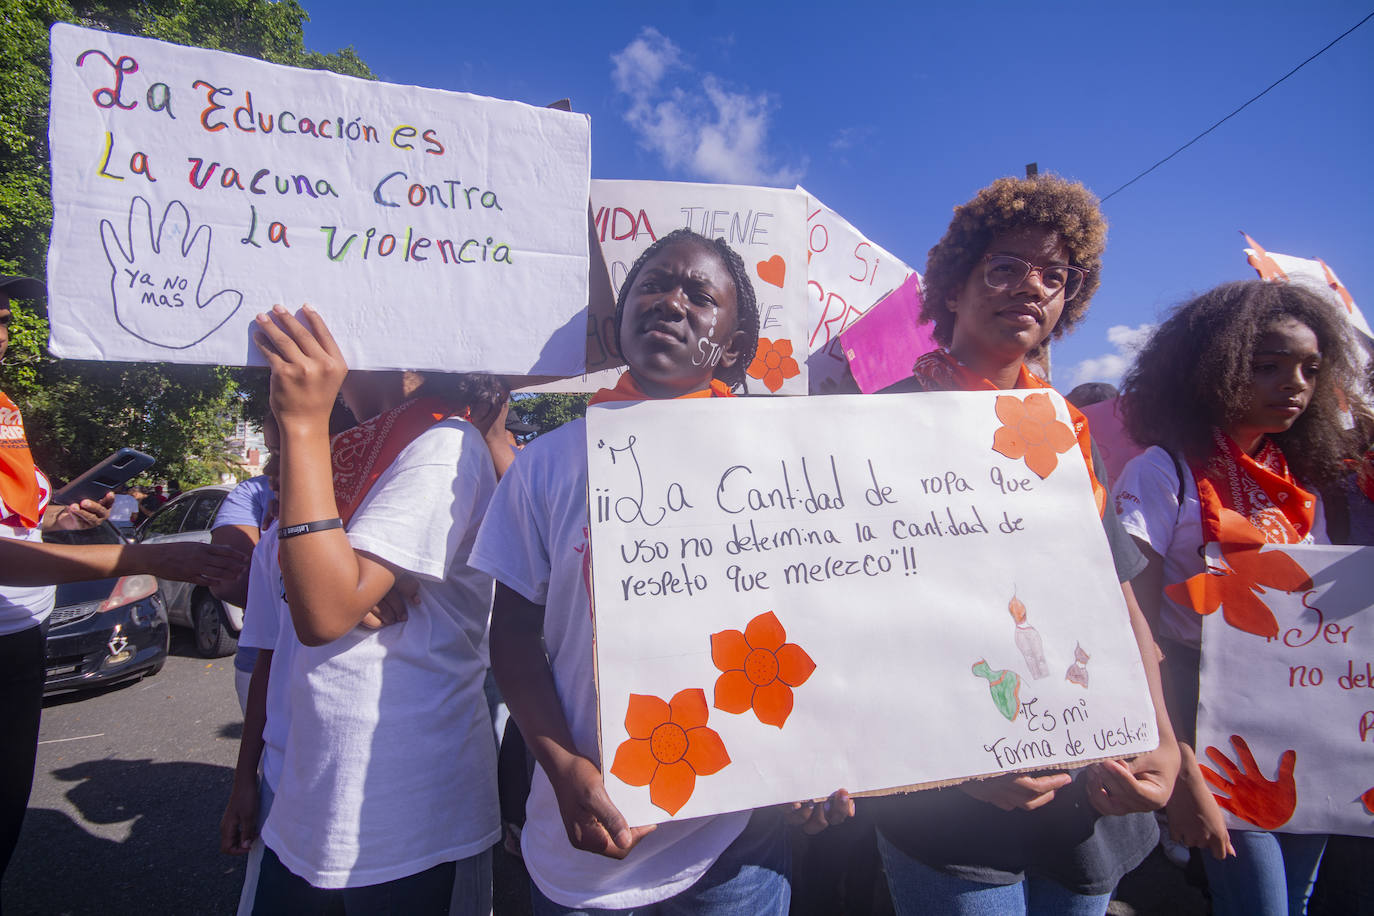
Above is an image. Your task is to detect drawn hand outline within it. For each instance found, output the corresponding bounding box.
[100,196,243,349]
[1199,734,1297,830]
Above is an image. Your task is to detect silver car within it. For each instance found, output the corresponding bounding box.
[134,485,243,657]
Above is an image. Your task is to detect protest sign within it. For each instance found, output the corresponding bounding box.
[801,190,915,393]
[586,391,1157,825]
[839,272,938,394]
[46,23,591,374]
[521,179,809,395]
[1195,543,1374,837]
[1242,232,1371,342]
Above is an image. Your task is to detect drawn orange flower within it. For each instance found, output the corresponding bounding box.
[992,393,1078,479]
[711,611,816,728]
[748,338,801,392]
[609,688,730,816]
[1165,508,1312,638]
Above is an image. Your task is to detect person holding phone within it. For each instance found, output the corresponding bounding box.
[0,275,114,887]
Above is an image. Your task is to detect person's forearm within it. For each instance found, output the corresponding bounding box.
[209,525,259,607]
[274,423,382,644]
[1122,580,1178,749]
[0,540,155,585]
[233,649,273,788]
[490,583,583,775]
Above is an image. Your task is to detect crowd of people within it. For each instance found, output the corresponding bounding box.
[4,171,1372,915]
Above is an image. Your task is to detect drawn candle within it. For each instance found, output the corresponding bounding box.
[1008,592,1050,680]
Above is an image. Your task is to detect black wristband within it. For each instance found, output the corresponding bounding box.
[277,517,344,539]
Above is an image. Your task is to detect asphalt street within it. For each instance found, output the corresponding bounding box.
[5,630,247,915]
[3,626,1363,915]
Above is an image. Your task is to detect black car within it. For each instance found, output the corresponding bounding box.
[42,522,169,695]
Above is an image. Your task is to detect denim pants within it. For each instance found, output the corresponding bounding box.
[530,809,790,916]
[1202,830,1327,916]
[877,828,1112,916]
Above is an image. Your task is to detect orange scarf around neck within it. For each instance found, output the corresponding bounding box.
[909,349,1106,516]
[0,391,44,528]
[330,396,463,524]
[1192,428,1315,546]
[588,373,735,406]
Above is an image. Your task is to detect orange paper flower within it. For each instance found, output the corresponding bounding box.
[609,688,730,816]
[711,611,816,728]
[747,338,801,392]
[1165,507,1312,638]
[992,393,1077,479]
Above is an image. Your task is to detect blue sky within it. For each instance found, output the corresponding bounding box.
[303,1,1374,387]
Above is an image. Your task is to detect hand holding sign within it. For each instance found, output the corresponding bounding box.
[1201,735,1297,830]
[100,196,243,349]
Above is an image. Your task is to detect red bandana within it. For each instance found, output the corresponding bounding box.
[588,373,735,405]
[0,391,45,528]
[331,396,464,525]
[1192,428,1315,546]
[909,350,1105,516]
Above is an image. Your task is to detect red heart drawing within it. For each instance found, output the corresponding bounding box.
[756,255,786,288]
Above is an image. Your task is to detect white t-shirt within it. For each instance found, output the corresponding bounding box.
[237,520,289,791]
[0,468,54,635]
[1113,446,1327,647]
[259,419,500,888]
[470,418,749,910]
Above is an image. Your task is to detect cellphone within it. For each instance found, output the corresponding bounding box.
[52,448,155,505]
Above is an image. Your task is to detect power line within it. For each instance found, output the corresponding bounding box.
[1100,10,1374,203]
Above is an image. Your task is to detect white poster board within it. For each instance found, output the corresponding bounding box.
[800,189,914,394]
[522,180,809,395]
[1196,543,1374,836]
[46,23,591,373]
[586,392,1157,825]
[1242,233,1371,342]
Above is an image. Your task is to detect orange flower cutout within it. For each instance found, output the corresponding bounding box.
[992,393,1077,479]
[609,688,730,816]
[711,611,816,728]
[747,338,801,392]
[1165,508,1312,638]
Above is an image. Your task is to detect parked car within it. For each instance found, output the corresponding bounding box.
[134,484,243,657]
[43,522,169,695]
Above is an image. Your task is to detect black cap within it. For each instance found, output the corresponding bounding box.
[0,276,45,301]
[505,415,538,435]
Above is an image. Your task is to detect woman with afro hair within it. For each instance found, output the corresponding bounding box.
[1112,279,1362,915]
[872,175,1180,915]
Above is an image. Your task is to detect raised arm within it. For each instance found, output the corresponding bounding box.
[253,306,398,646]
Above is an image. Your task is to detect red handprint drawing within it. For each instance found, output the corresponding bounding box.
[1200,734,1297,830]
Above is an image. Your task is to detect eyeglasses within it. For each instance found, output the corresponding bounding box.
[982,255,1088,300]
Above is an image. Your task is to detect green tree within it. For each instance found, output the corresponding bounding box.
[0,0,371,486]
[511,393,592,438]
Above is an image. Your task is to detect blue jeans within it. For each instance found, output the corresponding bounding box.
[530,809,789,916]
[877,829,1112,916]
[252,844,492,915]
[1202,830,1327,916]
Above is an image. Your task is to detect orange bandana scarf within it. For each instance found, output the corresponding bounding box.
[588,373,735,405]
[1192,428,1315,546]
[910,349,1105,516]
[331,396,463,525]
[0,391,44,528]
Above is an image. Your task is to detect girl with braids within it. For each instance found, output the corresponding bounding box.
[471,229,848,915]
[249,306,513,913]
[1112,280,1361,916]
[872,175,1179,915]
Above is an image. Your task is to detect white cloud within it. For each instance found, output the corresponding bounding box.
[610,28,803,186]
[1063,323,1156,388]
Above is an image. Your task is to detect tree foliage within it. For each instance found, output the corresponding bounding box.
[511,393,592,438]
[0,0,371,486]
